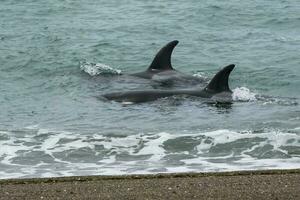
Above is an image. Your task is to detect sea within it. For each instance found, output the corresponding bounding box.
[0,0,299,179]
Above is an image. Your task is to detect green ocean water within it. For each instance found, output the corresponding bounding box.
[0,0,300,178]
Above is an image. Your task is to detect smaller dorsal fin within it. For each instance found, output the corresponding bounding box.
[205,64,235,93]
[148,40,178,71]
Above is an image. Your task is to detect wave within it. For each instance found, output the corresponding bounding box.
[0,126,299,179]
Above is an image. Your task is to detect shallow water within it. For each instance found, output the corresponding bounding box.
[0,0,300,179]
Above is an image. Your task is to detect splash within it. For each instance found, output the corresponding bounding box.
[259,96,299,106]
[80,61,122,76]
[232,87,257,102]
[192,72,207,79]
[232,87,298,106]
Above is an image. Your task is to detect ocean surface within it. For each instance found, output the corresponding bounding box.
[0,0,300,179]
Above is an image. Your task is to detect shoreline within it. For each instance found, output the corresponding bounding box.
[1,169,300,199]
[1,168,300,184]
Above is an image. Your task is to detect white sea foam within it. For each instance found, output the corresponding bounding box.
[121,101,134,105]
[232,87,257,102]
[231,87,298,106]
[0,127,300,179]
[192,72,207,79]
[80,61,122,76]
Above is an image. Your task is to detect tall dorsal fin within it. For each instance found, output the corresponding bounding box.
[148,40,178,71]
[205,64,235,93]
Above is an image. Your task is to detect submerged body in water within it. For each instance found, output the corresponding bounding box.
[104,64,235,103]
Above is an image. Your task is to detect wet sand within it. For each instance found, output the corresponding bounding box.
[0,169,300,200]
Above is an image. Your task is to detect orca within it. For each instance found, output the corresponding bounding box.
[131,40,206,86]
[103,64,235,103]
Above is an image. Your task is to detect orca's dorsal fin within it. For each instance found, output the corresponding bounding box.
[205,64,235,93]
[148,40,178,71]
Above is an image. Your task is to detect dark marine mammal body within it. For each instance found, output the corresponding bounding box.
[131,40,205,85]
[104,64,235,103]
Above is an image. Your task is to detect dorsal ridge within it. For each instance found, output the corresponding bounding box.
[205,64,235,93]
[148,40,179,71]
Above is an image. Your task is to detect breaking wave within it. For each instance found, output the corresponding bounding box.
[0,126,299,179]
